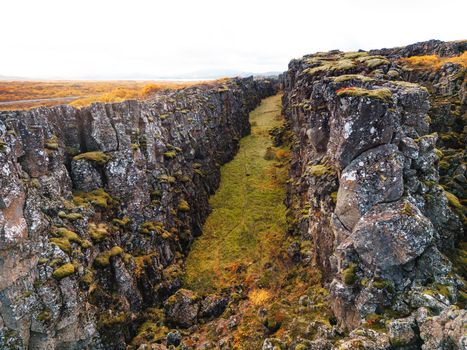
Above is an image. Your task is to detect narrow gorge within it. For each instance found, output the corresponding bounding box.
[0,40,466,350]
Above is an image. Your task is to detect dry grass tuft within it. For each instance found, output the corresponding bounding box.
[400,52,467,70]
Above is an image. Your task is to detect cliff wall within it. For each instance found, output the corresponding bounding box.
[282,40,465,348]
[0,77,277,349]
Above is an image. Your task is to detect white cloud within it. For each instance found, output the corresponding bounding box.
[1,0,465,79]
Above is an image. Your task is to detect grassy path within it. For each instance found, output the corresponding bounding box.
[184,93,288,293]
[183,94,329,349]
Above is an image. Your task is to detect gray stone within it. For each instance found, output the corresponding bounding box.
[335,144,404,230]
[352,199,435,269]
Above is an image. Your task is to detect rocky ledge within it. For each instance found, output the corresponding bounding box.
[282,40,466,349]
[0,77,277,349]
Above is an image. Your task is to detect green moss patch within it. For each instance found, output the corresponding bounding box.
[163,150,177,159]
[73,151,111,165]
[112,217,130,227]
[58,211,83,221]
[356,55,390,68]
[331,74,374,83]
[73,188,115,208]
[45,135,59,150]
[139,221,172,238]
[52,263,75,279]
[343,51,369,59]
[184,94,289,293]
[444,191,463,210]
[336,87,393,101]
[94,246,124,267]
[178,199,190,212]
[88,223,109,242]
[49,227,88,253]
[309,164,335,177]
[306,58,357,76]
[342,263,358,285]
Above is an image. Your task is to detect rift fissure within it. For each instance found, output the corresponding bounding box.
[0,39,466,350]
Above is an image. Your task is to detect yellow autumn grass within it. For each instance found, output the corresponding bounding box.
[400,52,467,69]
[248,288,272,306]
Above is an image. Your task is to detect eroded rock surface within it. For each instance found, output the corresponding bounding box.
[0,77,277,349]
[283,39,466,348]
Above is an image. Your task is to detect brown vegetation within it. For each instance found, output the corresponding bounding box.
[0,79,217,111]
[400,52,467,69]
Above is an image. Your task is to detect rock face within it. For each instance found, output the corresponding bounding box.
[282,40,465,347]
[0,77,277,349]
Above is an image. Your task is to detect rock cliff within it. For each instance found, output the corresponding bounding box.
[282,40,465,349]
[0,77,277,349]
[1,39,466,350]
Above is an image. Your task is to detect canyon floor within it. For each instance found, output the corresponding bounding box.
[180,94,330,349]
[185,94,288,293]
[0,40,465,350]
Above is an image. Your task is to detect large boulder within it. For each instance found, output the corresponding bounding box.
[329,95,395,170]
[352,199,435,270]
[163,289,200,328]
[70,158,103,191]
[388,316,420,348]
[83,104,118,152]
[199,294,228,320]
[335,144,404,230]
[417,306,467,350]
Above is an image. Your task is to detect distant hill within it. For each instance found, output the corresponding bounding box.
[0,74,29,80]
[0,70,282,81]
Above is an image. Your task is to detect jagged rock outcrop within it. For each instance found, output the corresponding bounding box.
[369,39,467,59]
[0,77,277,349]
[282,40,465,348]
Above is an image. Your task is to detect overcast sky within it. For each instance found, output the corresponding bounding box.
[1,0,465,79]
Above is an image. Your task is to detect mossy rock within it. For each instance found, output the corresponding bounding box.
[98,311,127,328]
[331,74,374,83]
[309,164,334,177]
[130,320,169,346]
[330,191,338,203]
[401,202,417,217]
[343,51,368,59]
[81,269,93,285]
[336,87,392,101]
[342,263,358,285]
[444,191,463,211]
[44,135,59,150]
[50,227,86,253]
[94,246,124,267]
[363,312,386,332]
[50,237,72,253]
[73,151,111,165]
[372,278,392,291]
[178,199,190,212]
[73,188,115,208]
[58,211,83,221]
[306,58,357,75]
[217,85,230,92]
[139,221,172,238]
[30,178,41,189]
[81,239,92,249]
[112,217,130,227]
[37,309,51,322]
[52,263,75,279]
[163,151,177,159]
[88,223,109,242]
[158,175,176,184]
